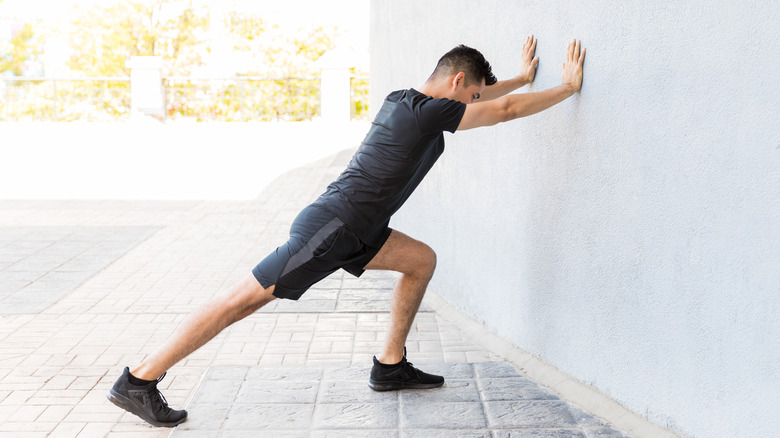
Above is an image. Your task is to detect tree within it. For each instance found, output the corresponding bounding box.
[253,25,339,77]
[67,0,209,77]
[225,12,338,76]
[0,23,42,75]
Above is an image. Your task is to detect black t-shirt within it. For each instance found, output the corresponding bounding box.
[313,88,466,245]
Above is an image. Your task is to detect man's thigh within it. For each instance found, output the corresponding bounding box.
[363,230,436,275]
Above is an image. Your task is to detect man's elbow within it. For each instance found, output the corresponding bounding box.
[498,100,519,123]
[499,94,532,123]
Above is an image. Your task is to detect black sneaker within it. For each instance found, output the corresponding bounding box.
[107,367,187,427]
[368,348,444,391]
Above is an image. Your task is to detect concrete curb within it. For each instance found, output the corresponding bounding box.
[424,291,688,438]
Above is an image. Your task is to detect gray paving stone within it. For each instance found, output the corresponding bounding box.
[312,277,343,289]
[219,430,309,438]
[322,365,372,381]
[479,377,560,401]
[341,276,396,290]
[582,427,631,438]
[335,299,392,312]
[266,299,338,313]
[236,380,319,404]
[0,226,160,314]
[311,430,399,438]
[8,256,65,272]
[418,362,476,379]
[319,380,398,404]
[36,270,93,285]
[0,299,45,314]
[405,431,491,438]
[223,403,314,430]
[484,400,578,429]
[176,403,229,430]
[306,289,340,299]
[401,401,487,429]
[190,380,242,404]
[169,430,220,438]
[259,296,439,314]
[338,289,392,300]
[568,403,609,427]
[174,363,627,435]
[492,429,586,438]
[400,379,481,403]
[475,362,526,379]
[203,366,249,381]
[313,402,398,429]
[245,367,323,382]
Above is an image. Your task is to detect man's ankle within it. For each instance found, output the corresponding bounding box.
[127,370,155,386]
[377,347,406,366]
[376,355,403,367]
[130,365,160,382]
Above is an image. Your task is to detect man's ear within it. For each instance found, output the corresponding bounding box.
[451,72,466,90]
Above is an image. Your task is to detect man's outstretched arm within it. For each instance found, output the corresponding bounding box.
[478,34,539,102]
[458,39,585,131]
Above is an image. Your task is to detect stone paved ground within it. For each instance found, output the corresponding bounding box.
[0,150,630,437]
[173,362,624,437]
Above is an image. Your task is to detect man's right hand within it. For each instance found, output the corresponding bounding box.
[458,38,587,131]
[562,39,585,92]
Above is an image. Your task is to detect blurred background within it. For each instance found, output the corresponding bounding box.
[0,0,371,200]
[0,0,369,122]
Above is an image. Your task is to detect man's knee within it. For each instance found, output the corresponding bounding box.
[224,275,275,317]
[415,242,437,278]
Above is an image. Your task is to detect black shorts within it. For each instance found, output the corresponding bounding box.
[252,204,392,300]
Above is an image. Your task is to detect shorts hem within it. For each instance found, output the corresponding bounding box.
[251,267,274,290]
[343,226,393,277]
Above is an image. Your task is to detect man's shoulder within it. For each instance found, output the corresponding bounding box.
[385,88,462,113]
[376,88,464,134]
[385,88,424,103]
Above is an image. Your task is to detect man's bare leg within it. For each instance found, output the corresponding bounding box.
[108,274,276,426]
[364,230,437,365]
[131,274,276,380]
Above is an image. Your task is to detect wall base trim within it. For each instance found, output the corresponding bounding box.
[425,291,686,438]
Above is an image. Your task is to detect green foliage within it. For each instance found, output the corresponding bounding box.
[0,23,42,75]
[260,25,338,77]
[351,73,369,120]
[0,79,130,121]
[166,78,320,122]
[0,2,370,122]
[226,12,265,47]
[67,0,208,76]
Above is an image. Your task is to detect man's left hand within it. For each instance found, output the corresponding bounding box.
[519,34,540,84]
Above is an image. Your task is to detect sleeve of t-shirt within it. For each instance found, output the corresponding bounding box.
[415,97,467,134]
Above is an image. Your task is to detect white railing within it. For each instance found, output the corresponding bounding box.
[0,75,369,122]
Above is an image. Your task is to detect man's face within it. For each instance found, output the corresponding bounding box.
[451,77,486,104]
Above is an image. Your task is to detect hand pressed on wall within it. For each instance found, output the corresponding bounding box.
[562,39,585,92]
[519,34,540,84]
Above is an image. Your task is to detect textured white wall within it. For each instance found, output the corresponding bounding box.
[370,1,780,437]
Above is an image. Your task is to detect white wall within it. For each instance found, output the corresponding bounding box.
[370,1,780,437]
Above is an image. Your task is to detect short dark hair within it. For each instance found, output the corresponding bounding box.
[431,44,497,86]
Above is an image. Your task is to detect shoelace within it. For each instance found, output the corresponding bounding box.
[401,357,422,381]
[149,372,172,414]
[398,347,422,381]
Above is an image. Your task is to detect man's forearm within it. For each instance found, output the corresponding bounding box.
[503,84,575,120]
[480,76,529,102]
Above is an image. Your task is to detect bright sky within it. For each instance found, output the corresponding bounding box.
[0,0,368,23]
[0,0,369,75]
[0,0,368,49]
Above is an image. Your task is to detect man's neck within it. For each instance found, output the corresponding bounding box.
[417,80,448,99]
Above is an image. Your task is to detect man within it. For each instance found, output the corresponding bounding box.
[107,35,585,427]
